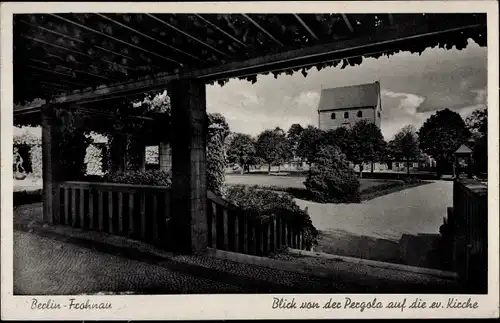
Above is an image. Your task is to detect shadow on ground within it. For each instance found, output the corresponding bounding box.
[315,230,445,270]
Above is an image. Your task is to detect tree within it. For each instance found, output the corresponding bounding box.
[466,107,488,175]
[322,127,353,158]
[389,125,420,176]
[466,107,487,136]
[296,125,325,166]
[227,133,257,174]
[287,123,304,164]
[418,108,470,176]
[349,120,387,177]
[255,127,290,174]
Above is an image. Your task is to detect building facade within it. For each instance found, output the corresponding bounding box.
[318,81,382,131]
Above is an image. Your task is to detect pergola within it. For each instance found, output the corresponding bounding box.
[13,13,487,254]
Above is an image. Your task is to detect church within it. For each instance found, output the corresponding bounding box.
[317,81,382,131]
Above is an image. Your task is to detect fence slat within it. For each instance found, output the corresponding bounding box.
[249,221,256,255]
[233,213,239,252]
[53,184,60,225]
[79,189,85,228]
[211,202,217,248]
[118,192,124,234]
[70,188,77,227]
[283,220,288,247]
[222,208,229,250]
[128,192,135,236]
[140,193,147,240]
[164,191,170,226]
[272,217,277,253]
[152,194,159,243]
[242,218,248,254]
[276,216,281,249]
[265,222,270,255]
[89,189,94,229]
[63,187,69,225]
[98,191,104,231]
[108,192,114,234]
[257,222,263,256]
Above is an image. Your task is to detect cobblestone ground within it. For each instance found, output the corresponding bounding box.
[14,203,459,295]
[13,204,347,294]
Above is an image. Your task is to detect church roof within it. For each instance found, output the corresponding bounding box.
[317,81,380,112]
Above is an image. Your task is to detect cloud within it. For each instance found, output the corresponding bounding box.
[380,90,429,140]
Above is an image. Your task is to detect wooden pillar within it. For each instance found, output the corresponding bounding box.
[41,105,60,223]
[168,79,208,254]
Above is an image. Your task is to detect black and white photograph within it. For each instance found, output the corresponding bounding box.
[1,1,498,320]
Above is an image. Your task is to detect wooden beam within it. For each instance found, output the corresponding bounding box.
[50,20,485,104]
[22,72,90,88]
[22,35,92,58]
[50,14,182,66]
[293,14,319,41]
[26,65,90,83]
[342,14,355,33]
[96,13,206,64]
[193,21,484,80]
[241,14,284,47]
[194,14,248,48]
[146,14,229,58]
[19,18,135,62]
[22,78,73,90]
[29,58,110,81]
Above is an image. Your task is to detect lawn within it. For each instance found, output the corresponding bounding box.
[225,174,389,192]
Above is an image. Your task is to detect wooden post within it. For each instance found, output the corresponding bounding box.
[41,105,60,224]
[272,217,277,252]
[467,154,473,179]
[233,213,239,252]
[222,209,229,250]
[169,79,208,254]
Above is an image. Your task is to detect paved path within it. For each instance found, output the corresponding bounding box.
[295,181,452,241]
[13,203,459,295]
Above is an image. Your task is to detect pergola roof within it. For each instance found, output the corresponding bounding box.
[13,13,486,110]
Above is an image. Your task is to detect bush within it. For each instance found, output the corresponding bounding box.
[304,145,360,203]
[14,189,43,206]
[103,170,172,186]
[224,184,318,249]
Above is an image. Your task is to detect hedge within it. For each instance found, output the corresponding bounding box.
[224,184,318,249]
[14,189,43,206]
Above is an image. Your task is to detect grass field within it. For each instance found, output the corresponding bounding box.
[224,174,392,192]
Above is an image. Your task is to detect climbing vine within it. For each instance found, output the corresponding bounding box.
[52,108,92,180]
[207,113,230,195]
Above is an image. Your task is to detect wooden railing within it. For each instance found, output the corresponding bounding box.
[450,178,488,292]
[56,181,171,248]
[53,181,306,256]
[206,191,306,256]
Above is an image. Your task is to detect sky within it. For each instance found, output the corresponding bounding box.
[14,39,487,142]
[206,39,487,141]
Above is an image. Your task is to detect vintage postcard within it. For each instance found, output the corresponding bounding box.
[1,1,499,320]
